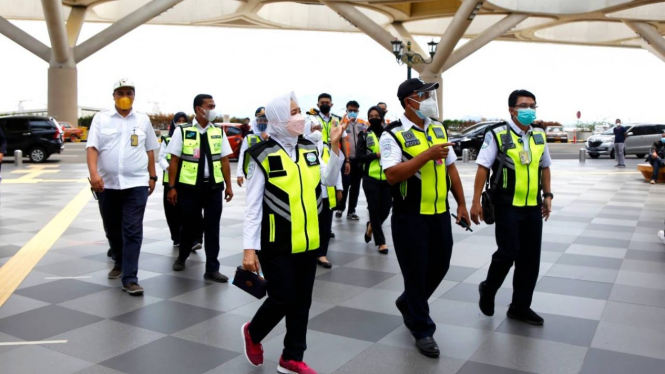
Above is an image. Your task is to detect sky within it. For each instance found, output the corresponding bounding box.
[1,20,664,125]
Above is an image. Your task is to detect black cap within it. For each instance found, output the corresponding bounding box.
[397,78,439,101]
[255,107,265,116]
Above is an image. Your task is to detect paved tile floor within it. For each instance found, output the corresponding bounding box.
[1,158,665,374]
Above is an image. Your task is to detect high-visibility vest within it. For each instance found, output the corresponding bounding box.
[162,135,172,184]
[489,124,546,207]
[387,120,450,215]
[242,134,266,176]
[246,138,322,254]
[364,130,384,181]
[177,125,225,188]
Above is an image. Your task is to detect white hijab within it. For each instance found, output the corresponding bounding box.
[266,91,299,148]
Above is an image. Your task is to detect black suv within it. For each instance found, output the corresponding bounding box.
[0,116,64,162]
[450,121,502,160]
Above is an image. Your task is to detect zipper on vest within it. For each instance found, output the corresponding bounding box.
[427,134,439,214]
[295,162,309,251]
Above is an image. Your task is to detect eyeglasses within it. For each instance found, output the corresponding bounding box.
[347,110,359,113]
[514,104,538,110]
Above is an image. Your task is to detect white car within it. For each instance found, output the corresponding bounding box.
[586,123,665,159]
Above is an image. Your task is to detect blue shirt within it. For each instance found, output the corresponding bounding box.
[614,126,628,143]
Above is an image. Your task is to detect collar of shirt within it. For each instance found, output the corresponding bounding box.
[111,108,135,119]
[319,113,331,122]
[507,118,531,136]
[192,118,213,133]
[400,113,432,132]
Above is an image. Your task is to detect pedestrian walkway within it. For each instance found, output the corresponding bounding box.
[0,159,664,374]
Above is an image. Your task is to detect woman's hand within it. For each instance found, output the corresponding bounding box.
[243,249,260,273]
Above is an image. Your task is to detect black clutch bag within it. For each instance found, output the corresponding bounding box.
[482,140,509,226]
[232,266,267,299]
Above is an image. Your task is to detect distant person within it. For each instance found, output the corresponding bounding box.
[377,102,390,124]
[646,133,665,184]
[613,119,628,167]
[158,112,202,250]
[87,79,160,296]
[337,100,365,221]
[167,94,234,282]
[241,117,251,137]
[237,107,269,187]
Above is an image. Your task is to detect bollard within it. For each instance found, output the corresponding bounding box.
[579,148,586,163]
[14,150,22,167]
[462,148,469,163]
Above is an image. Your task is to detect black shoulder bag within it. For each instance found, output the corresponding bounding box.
[481,140,510,225]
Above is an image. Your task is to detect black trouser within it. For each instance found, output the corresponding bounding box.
[483,205,542,310]
[98,187,149,286]
[317,199,333,258]
[163,185,203,245]
[177,182,222,273]
[338,159,362,214]
[393,212,453,340]
[362,178,392,246]
[647,155,664,181]
[248,250,318,362]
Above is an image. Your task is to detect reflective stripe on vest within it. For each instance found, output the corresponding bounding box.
[492,126,546,207]
[390,122,449,215]
[178,126,224,187]
[250,139,322,254]
[365,131,384,181]
[162,136,171,184]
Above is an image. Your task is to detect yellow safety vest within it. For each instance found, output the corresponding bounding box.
[388,120,449,215]
[247,138,322,254]
[162,135,172,184]
[247,134,262,147]
[177,125,225,188]
[490,124,546,207]
[364,130,384,181]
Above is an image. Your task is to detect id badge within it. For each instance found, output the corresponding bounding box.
[193,148,201,159]
[519,150,531,164]
[130,134,138,147]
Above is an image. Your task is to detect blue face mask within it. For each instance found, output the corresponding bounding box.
[660,138,665,144]
[348,111,358,120]
[257,123,267,133]
[516,108,537,126]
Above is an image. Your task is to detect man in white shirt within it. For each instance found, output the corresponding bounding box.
[166,94,234,283]
[87,79,160,296]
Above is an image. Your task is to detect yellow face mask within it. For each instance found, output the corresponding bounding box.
[115,97,133,111]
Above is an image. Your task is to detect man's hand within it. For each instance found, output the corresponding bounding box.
[653,152,658,159]
[470,201,484,225]
[376,151,381,159]
[425,143,453,162]
[148,179,156,196]
[456,205,471,227]
[167,188,177,206]
[243,249,260,273]
[225,187,234,202]
[260,132,270,141]
[237,176,244,187]
[0,153,4,163]
[344,162,351,175]
[336,190,343,202]
[330,120,347,145]
[542,197,552,221]
[90,173,104,192]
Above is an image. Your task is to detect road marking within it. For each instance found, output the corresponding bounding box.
[44,276,92,280]
[0,186,91,308]
[2,178,87,184]
[0,340,68,346]
[10,165,60,181]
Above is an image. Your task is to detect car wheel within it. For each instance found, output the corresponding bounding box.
[610,150,615,159]
[589,153,600,159]
[29,147,47,163]
[467,148,478,161]
[636,154,646,159]
[69,134,78,142]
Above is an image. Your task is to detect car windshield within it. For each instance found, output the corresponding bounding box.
[547,127,563,133]
[602,126,616,135]
[460,123,489,134]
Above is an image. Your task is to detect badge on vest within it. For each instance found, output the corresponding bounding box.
[403,131,421,148]
[305,152,319,167]
[185,131,197,140]
[366,136,375,148]
[268,155,287,178]
[519,150,531,165]
[500,134,516,149]
[532,133,545,145]
[432,127,446,139]
[130,134,138,147]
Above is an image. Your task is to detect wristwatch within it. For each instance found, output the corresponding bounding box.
[165,184,175,191]
[149,175,158,182]
[543,192,554,200]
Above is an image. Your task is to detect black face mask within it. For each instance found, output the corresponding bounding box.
[369,118,383,129]
[319,104,331,114]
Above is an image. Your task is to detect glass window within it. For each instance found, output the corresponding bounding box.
[226,127,241,136]
[630,125,656,136]
[30,120,55,130]
[656,125,665,134]
[60,122,71,128]
[5,118,30,133]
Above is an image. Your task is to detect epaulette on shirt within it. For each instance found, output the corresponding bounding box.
[307,108,319,116]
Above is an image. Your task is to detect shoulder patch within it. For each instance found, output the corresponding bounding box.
[532,133,545,145]
[432,127,446,139]
[481,134,492,149]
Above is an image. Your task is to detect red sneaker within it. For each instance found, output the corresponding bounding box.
[241,323,263,367]
[278,356,317,374]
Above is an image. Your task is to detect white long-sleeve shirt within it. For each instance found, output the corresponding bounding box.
[317,140,343,197]
[243,138,343,250]
[236,136,250,177]
[158,140,170,174]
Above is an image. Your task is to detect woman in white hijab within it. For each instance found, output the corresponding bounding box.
[240,92,345,374]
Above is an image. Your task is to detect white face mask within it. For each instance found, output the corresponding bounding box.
[418,98,438,118]
[309,130,322,142]
[202,109,217,122]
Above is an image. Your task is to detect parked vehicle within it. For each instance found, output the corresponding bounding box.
[545,126,568,143]
[58,122,84,142]
[219,123,243,159]
[449,121,502,160]
[586,123,665,159]
[0,115,64,162]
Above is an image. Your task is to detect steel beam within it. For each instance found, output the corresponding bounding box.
[624,21,665,62]
[427,0,480,75]
[42,0,72,65]
[66,6,87,47]
[0,16,50,62]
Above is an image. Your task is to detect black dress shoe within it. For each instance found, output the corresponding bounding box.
[415,336,440,358]
[478,281,495,316]
[395,298,414,331]
[172,259,185,271]
[204,271,229,283]
[364,222,371,243]
[335,211,343,219]
[330,231,336,239]
[107,248,113,257]
[507,304,544,325]
[317,259,333,269]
